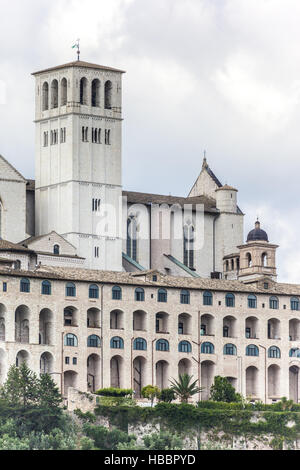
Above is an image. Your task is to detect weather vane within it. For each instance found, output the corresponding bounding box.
[72,39,80,61]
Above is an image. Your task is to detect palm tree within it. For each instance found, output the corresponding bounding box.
[169,374,202,403]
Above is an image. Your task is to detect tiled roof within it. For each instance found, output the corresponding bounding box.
[0,239,32,253]
[0,264,298,295]
[32,60,126,76]
[123,191,218,213]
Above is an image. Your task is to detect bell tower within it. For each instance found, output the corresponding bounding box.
[238,220,278,282]
[32,60,125,271]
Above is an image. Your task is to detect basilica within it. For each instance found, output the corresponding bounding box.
[0,58,298,405]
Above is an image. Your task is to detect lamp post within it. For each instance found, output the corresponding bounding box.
[192,340,204,401]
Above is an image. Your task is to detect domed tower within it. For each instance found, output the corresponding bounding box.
[237,220,278,282]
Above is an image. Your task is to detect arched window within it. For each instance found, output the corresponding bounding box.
[42,82,49,111]
[20,278,30,293]
[105,80,112,109]
[135,288,145,302]
[41,280,51,296]
[246,345,259,357]
[262,253,268,267]
[158,289,167,303]
[180,290,190,305]
[224,344,237,356]
[134,338,147,351]
[87,335,101,348]
[269,296,279,310]
[156,339,169,352]
[80,77,88,105]
[51,80,58,109]
[268,346,281,359]
[89,284,99,299]
[247,253,252,268]
[64,334,78,347]
[61,78,67,106]
[291,297,300,311]
[110,336,124,349]
[248,295,257,309]
[289,348,300,358]
[127,216,138,261]
[201,342,214,354]
[66,283,76,297]
[203,291,212,306]
[53,245,60,255]
[178,341,192,353]
[225,293,235,308]
[91,79,100,107]
[183,221,195,270]
[112,286,122,300]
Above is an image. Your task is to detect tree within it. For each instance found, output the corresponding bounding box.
[1,364,39,407]
[210,376,242,403]
[159,388,176,403]
[141,385,160,407]
[38,374,62,410]
[169,374,202,403]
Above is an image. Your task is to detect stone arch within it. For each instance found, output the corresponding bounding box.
[15,305,30,344]
[245,316,259,339]
[40,352,54,374]
[0,304,6,342]
[39,308,53,345]
[51,79,58,109]
[200,314,214,336]
[87,308,101,329]
[201,360,215,400]
[64,370,78,397]
[178,358,192,377]
[61,77,67,106]
[268,364,281,399]
[64,306,78,327]
[80,77,88,105]
[156,360,169,390]
[16,350,29,367]
[246,366,259,399]
[178,313,192,335]
[110,355,124,389]
[42,82,49,111]
[133,356,147,398]
[133,310,147,332]
[223,315,237,338]
[110,309,124,330]
[104,80,112,109]
[91,79,101,107]
[156,312,169,334]
[289,365,300,403]
[87,354,101,392]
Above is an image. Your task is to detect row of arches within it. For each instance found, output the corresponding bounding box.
[42,78,113,111]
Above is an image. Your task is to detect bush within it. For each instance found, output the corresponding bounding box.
[83,424,136,450]
[210,376,242,403]
[159,388,176,403]
[96,388,133,398]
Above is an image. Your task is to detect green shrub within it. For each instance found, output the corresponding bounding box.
[95,388,133,398]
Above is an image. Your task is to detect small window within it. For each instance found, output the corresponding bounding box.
[64,334,78,347]
[248,295,257,309]
[268,346,281,359]
[203,291,213,306]
[224,344,237,356]
[53,245,60,255]
[135,288,145,302]
[89,284,99,299]
[152,275,158,282]
[66,282,76,297]
[225,293,235,308]
[246,345,259,357]
[20,278,30,293]
[156,339,169,352]
[87,335,101,348]
[110,337,124,349]
[269,296,279,310]
[41,280,51,296]
[112,286,122,300]
[3,282,7,292]
[73,358,77,365]
[201,342,214,354]
[291,297,300,311]
[158,289,167,303]
[178,341,192,353]
[65,357,70,365]
[134,338,147,351]
[289,348,300,358]
[180,290,190,305]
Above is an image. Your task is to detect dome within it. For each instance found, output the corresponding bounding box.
[247,221,269,243]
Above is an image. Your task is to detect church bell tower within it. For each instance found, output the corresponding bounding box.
[32,59,125,271]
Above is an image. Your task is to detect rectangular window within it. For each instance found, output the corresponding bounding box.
[65,357,70,365]
[94,247,99,258]
[73,358,77,365]
[3,282,7,292]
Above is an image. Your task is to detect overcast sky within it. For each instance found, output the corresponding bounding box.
[0,0,299,282]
